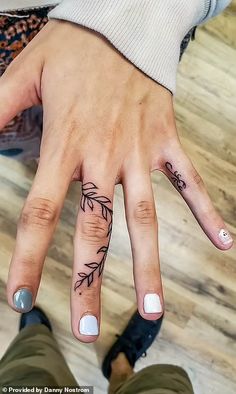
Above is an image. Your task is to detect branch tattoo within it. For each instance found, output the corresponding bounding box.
[74,182,113,291]
[165,162,186,191]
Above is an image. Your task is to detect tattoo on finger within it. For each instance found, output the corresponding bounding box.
[74,182,113,291]
[165,162,186,191]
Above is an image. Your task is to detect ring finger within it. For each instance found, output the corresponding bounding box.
[122,161,164,320]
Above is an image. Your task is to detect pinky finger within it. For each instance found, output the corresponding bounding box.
[161,150,234,250]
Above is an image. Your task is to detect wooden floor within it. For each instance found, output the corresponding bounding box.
[0,3,236,394]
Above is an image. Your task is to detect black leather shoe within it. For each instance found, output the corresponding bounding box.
[102,310,163,379]
[19,306,52,332]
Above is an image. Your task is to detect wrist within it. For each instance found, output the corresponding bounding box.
[48,0,211,94]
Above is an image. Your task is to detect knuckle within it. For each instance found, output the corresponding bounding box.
[192,170,204,187]
[20,255,35,267]
[19,197,58,229]
[81,214,107,243]
[15,253,36,269]
[80,285,100,302]
[134,200,156,225]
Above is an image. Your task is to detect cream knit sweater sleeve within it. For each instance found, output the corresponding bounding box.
[48,0,231,94]
[0,0,231,93]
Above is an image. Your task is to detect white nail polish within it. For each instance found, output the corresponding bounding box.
[79,315,98,336]
[144,293,162,313]
[219,229,233,245]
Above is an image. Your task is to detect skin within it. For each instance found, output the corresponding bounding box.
[110,353,134,391]
[0,20,233,343]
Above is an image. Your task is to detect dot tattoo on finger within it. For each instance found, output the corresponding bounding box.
[165,162,186,192]
[74,182,113,291]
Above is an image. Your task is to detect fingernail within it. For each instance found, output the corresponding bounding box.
[144,293,162,313]
[79,315,98,336]
[219,229,233,245]
[13,288,33,312]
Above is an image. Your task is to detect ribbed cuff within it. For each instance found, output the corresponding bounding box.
[48,0,212,94]
[0,1,58,12]
[201,0,231,22]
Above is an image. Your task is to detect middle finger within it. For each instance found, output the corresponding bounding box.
[72,167,115,342]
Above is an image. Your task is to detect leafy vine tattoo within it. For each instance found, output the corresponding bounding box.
[165,162,186,191]
[74,182,113,291]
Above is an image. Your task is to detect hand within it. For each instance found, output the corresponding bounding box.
[0,20,233,342]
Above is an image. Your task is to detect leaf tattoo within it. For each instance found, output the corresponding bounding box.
[74,182,113,291]
[165,162,186,192]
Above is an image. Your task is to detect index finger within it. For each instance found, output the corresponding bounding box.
[7,154,72,312]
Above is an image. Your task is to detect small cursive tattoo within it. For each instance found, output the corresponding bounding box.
[165,162,186,191]
[74,182,113,291]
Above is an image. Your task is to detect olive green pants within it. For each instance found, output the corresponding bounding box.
[0,325,194,394]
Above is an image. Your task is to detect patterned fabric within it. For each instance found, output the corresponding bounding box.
[0,8,51,68]
[0,7,196,161]
[0,7,52,160]
[0,323,194,393]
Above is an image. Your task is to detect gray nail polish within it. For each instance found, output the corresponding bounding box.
[13,288,33,312]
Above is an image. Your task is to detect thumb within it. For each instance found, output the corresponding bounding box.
[0,58,41,131]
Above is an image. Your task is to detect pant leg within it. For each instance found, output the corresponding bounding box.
[111,364,194,394]
[0,324,78,387]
